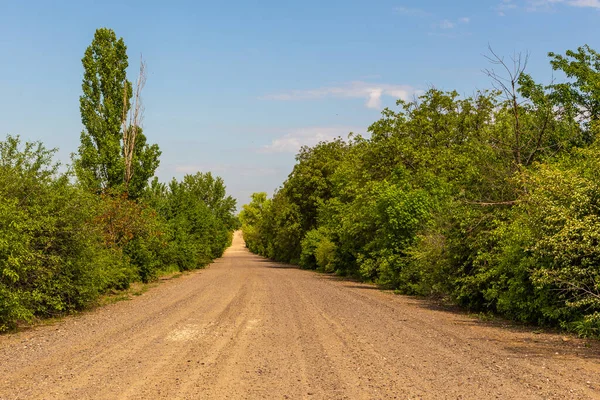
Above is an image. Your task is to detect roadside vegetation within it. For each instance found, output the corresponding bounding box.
[241,46,600,337]
[0,28,238,332]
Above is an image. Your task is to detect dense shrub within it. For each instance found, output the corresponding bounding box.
[300,228,336,271]
[0,137,125,330]
[145,173,237,271]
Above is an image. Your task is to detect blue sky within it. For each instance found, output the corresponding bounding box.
[0,0,598,207]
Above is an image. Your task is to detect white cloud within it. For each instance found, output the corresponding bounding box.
[428,31,472,39]
[496,0,518,15]
[439,19,456,29]
[394,6,471,31]
[526,0,566,10]
[561,0,600,7]
[500,0,600,14]
[262,81,419,109]
[394,6,431,17]
[435,17,470,30]
[260,126,364,154]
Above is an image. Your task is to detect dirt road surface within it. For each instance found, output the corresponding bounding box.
[1,231,599,399]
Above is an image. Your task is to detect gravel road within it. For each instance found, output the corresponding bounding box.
[1,231,599,399]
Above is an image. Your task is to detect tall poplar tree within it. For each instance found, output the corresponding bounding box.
[75,28,160,197]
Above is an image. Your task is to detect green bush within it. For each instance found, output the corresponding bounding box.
[0,136,127,330]
[300,228,336,271]
[145,172,237,271]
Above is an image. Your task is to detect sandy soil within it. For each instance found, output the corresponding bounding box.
[1,231,599,399]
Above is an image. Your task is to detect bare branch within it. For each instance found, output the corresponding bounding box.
[122,55,147,191]
[464,200,518,206]
[483,46,530,167]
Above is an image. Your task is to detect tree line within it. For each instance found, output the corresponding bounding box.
[0,28,238,331]
[241,45,600,337]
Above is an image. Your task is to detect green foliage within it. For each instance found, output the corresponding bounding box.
[549,45,600,141]
[283,139,349,232]
[75,28,160,198]
[242,45,600,337]
[0,136,127,331]
[145,172,237,271]
[357,180,433,287]
[314,236,336,273]
[93,191,168,283]
[300,228,330,270]
[239,192,271,255]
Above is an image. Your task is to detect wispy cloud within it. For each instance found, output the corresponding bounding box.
[436,16,470,29]
[173,164,279,177]
[526,0,568,10]
[259,126,364,154]
[438,19,456,29]
[532,0,600,8]
[498,0,600,14]
[496,0,518,15]
[394,5,472,32]
[394,6,431,17]
[262,81,419,109]
[570,0,600,7]
[428,31,473,39]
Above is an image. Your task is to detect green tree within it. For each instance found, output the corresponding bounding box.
[75,28,160,197]
[239,192,270,255]
[143,172,237,271]
[549,45,600,141]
